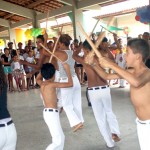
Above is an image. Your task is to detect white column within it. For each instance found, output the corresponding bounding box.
[8,28,16,47]
[72,8,85,41]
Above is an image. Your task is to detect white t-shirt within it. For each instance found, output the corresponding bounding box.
[116,53,126,69]
[23,53,28,60]
[26,57,34,69]
[76,49,84,65]
[11,61,24,72]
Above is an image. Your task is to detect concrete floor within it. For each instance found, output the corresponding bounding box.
[8,84,140,150]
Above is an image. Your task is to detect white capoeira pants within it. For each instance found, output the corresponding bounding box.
[54,70,61,102]
[59,75,84,127]
[136,118,150,150]
[88,86,120,147]
[0,118,17,150]
[119,79,125,87]
[43,108,65,150]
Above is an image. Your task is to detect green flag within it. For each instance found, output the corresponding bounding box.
[108,26,123,31]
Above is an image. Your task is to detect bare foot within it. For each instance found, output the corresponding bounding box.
[112,134,121,142]
[73,123,83,132]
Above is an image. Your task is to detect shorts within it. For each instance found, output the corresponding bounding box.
[12,70,23,79]
[3,66,12,75]
[75,62,83,67]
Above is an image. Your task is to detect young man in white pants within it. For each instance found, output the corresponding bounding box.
[88,38,150,150]
[73,40,120,149]
[36,62,73,150]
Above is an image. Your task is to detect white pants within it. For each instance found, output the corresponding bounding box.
[55,71,61,102]
[43,108,65,150]
[119,79,125,87]
[136,118,150,150]
[60,75,84,127]
[88,86,120,147]
[0,119,17,150]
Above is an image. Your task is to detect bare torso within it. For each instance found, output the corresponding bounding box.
[40,83,57,108]
[83,63,107,87]
[130,69,150,120]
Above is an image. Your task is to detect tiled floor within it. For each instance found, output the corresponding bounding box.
[8,84,140,150]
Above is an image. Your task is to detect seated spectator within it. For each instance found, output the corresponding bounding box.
[11,55,26,92]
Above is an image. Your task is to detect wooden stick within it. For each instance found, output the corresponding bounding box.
[13,39,19,58]
[40,43,63,63]
[13,39,17,50]
[55,17,61,34]
[49,26,63,62]
[95,17,115,48]
[49,35,60,63]
[77,22,102,58]
[95,31,106,48]
[89,19,100,37]
[46,11,49,30]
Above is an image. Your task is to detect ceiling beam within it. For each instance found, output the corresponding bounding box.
[0,0,35,19]
[0,27,9,33]
[10,19,32,29]
[77,0,115,9]
[27,0,47,9]
[0,18,10,27]
[57,0,73,6]
[4,14,14,19]
[37,5,73,21]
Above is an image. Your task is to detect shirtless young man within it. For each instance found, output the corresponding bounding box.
[73,40,120,149]
[36,62,73,150]
[87,38,150,150]
[20,34,58,75]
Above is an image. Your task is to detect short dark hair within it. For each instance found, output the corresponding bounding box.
[59,34,72,47]
[74,39,79,43]
[127,38,150,62]
[102,37,108,43]
[41,63,55,80]
[4,48,9,51]
[37,35,44,43]
[83,40,92,51]
[143,32,149,36]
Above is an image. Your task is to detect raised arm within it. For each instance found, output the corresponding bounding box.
[85,53,120,80]
[99,57,150,88]
[72,46,85,65]
[113,33,120,50]
[36,72,43,86]
[92,62,120,80]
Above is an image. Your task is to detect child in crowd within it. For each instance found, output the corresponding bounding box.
[1,48,14,92]
[36,63,73,150]
[11,55,25,92]
[26,50,35,89]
